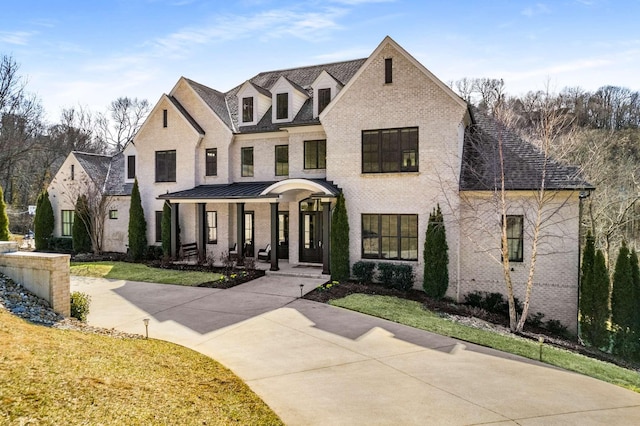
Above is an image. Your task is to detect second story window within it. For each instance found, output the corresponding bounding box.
[241,147,254,177]
[318,88,331,114]
[242,97,253,123]
[127,155,136,179]
[275,145,288,176]
[205,148,217,176]
[304,140,326,169]
[362,127,418,173]
[276,93,288,120]
[155,150,176,182]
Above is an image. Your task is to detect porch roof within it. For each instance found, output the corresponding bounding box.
[158,179,341,203]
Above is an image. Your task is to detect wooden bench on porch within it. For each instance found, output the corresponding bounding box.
[181,242,198,260]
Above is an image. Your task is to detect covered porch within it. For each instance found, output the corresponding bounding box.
[158,178,340,275]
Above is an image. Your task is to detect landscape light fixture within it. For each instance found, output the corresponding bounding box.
[538,336,544,361]
[143,318,150,339]
[299,284,304,298]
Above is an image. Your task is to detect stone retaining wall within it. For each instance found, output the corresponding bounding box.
[0,242,70,317]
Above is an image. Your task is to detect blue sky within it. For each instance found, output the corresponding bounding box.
[2,0,639,123]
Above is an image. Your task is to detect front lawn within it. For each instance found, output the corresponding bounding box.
[0,308,282,425]
[71,261,222,286]
[331,294,640,393]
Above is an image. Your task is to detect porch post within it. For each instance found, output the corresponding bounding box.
[270,201,279,271]
[322,201,331,275]
[236,202,245,266]
[197,203,206,262]
[170,203,179,259]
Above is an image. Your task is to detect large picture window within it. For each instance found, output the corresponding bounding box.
[62,210,74,237]
[362,127,418,173]
[275,145,288,176]
[304,140,326,169]
[205,148,217,176]
[276,93,288,120]
[206,211,217,244]
[241,147,254,177]
[362,214,418,260]
[155,150,176,182]
[505,215,524,262]
[242,97,253,123]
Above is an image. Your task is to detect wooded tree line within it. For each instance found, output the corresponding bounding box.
[453,78,640,262]
[0,54,149,232]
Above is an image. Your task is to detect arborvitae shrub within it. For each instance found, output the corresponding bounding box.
[330,193,350,282]
[0,186,9,241]
[34,190,54,250]
[423,205,448,298]
[72,195,92,253]
[127,179,147,262]
[161,201,171,258]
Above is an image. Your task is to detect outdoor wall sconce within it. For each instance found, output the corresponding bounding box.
[143,318,150,339]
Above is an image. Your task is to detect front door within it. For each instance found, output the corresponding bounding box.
[299,199,323,263]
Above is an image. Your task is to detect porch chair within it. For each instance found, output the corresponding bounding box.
[257,244,271,262]
[229,243,238,259]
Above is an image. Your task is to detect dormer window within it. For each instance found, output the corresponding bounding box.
[276,93,288,120]
[318,88,331,114]
[242,97,254,123]
[127,155,136,179]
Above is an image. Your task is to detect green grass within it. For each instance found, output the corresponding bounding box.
[71,261,222,286]
[0,309,282,425]
[331,294,640,393]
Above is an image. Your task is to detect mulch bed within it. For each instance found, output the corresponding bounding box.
[304,280,639,371]
[146,260,266,289]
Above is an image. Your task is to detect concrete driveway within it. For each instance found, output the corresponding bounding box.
[72,275,640,425]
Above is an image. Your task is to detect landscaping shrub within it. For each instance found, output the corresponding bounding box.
[376,263,414,291]
[70,291,91,322]
[0,185,9,241]
[72,195,92,254]
[128,179,147,262]
[145,245,163,261]
[330,193,350,282]
[423,204,448,298]
[161,201,171,258]
[463,291,522,317]
[49,237,73,252]
[611,242,638,358]
[528,312,545,328]
[352,261,376,283]
[544,319,569,338]
[377,263,395,288]
[34,190,54,250]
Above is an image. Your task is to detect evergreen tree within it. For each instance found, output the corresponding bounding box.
[127,179,147,262]
[0,186,9,241]
[589,249,611,348]
[72,195,92,253]
[161,201,172,258]
[34,190,54,250]
[423,204,449,298]
[630,249,640,361]
[579,232,596,343]
[611,242,636,358]
[330,192,350,282]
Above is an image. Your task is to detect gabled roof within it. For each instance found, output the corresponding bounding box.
[167,95,205,135]
[183,78,234,130]
[460,107,593,191]
[72,151,132,196]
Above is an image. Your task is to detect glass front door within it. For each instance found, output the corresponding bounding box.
[299,199,323,263]
[244,212,254,257]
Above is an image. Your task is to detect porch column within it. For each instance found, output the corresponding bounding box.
[170,202,179,259]
[322,201,331,275]
[236,202,245,266]
[197,203,206,262]
[270,201,279,271]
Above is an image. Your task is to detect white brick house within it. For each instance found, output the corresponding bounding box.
[48,37,592,331]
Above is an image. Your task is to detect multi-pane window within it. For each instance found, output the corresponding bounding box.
[362,127,418,173]
[304,140,326,169]
[109,210,118,220]
[205,148,217,176]
[241,147,254,177]
[362,214,418,261]
[155,211,163,243]
[242,97,253,123]
[155,150,176,182]
[276,93,288,120]
[505,215,524,262]
[127,155,136,179]
[62,210,74,237]
[275,145,289,176]
[206,211,217,244]
[318,88,331,114]
[385,58,393,84]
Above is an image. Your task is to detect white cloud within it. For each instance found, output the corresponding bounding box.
[0,31,37,46]
[522,3,551,17]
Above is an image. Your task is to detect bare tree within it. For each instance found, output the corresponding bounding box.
[97,97,150,152]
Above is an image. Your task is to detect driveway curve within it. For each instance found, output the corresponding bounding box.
[72,275,640,425]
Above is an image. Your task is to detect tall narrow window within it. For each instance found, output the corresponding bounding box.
[62,210,74,237]
[385,58,393,84]
[70,165,75,181]
[205,148,217,176]
[241,147,254,177]
[276,93,288,120]
[242,97,253,123]
[505,215,524,262]
[304,140,326,169]
[155,211,162,243]
[163,109,168,127]
[155,150,176,182]
[318,88,331,114]
[127,155,136,179]
[275,145,289,176]
[206,211,217,244]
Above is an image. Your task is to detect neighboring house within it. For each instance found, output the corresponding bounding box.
[48,36,591,331]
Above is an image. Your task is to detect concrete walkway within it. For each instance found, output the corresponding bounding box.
[72,275,640,425]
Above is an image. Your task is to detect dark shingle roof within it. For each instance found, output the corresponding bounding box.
[104,152,133,196]
[74,151,132,196]
[460,107,593,191]
[74,152,111,187]
[167,95,205,135]
[184,78,234,130]
[159,179,341,200]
